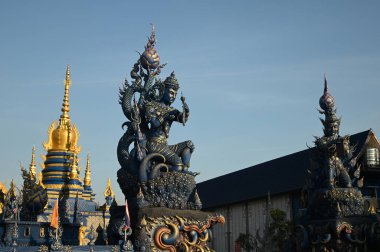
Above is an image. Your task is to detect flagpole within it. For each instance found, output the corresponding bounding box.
[56,197,58,241]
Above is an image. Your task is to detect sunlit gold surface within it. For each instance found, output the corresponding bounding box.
[83,153,91,187]
[29,146,37,180]
[79,225,86,246]
[0,182,8,194]
[69,154,80,180]
[103,178,114,198]
[37,172,45,188]
[42,66,81,154]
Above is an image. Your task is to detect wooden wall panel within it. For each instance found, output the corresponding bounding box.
[208,193,293,251]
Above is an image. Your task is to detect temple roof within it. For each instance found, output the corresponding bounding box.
[197,129,373,209]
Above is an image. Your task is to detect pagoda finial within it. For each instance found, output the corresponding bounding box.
[60,65,72,122]
[103,178,115,198]
[69,154,79,180]
[83,153,92,187]
[29,146,37,181]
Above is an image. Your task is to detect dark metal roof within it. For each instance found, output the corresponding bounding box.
[197,130,371,209]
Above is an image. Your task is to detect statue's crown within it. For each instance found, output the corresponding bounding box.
[319,76,340,124]
[163,71,179,90]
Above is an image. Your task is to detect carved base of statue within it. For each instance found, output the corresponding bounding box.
[307,188,364,219]
[296,215,380,252]
[118,169,201,210]
[108,205,225,251]
[133,207,224,251]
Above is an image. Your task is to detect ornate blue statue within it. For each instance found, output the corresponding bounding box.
[116,26,200,209]
[143,72,195,173]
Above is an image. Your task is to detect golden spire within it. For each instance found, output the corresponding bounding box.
[103,178,115,198]
[43,66,81,153]
[60,65,72,123]
[83,153,92,187]
[69,155,79,180]
[29,146,37,181]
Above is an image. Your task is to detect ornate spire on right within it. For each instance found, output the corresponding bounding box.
[318,75,341,138]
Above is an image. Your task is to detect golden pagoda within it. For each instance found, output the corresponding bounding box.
[41,66,82,199]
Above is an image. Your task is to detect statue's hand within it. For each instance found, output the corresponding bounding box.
[181,94,189,113]
[183,102,189,113]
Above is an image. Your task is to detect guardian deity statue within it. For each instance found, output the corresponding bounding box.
[143,72,195,173]
[309,77,361,193]
[116,26,200,210]
[295,77,374,252]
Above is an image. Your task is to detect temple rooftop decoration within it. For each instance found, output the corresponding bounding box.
[103,178,114,208]
[29,146,37,181]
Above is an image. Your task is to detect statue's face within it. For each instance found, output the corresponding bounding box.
[162,88,177,104]
[326,121,339,137]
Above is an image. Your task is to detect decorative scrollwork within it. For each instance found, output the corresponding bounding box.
[148,215,224,251]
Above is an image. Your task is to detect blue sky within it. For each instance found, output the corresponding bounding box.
[1,1,380,203]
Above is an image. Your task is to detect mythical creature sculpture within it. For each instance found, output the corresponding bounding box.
[116,26,199,210]
[2,180,22,221]
[293,77,379,252]
[308,77,361,192]
[19,163,48,221]
[305,78,364,220]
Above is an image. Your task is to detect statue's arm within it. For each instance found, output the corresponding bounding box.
[176,100,190,124]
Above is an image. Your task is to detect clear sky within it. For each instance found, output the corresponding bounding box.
[1,1,380,203]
